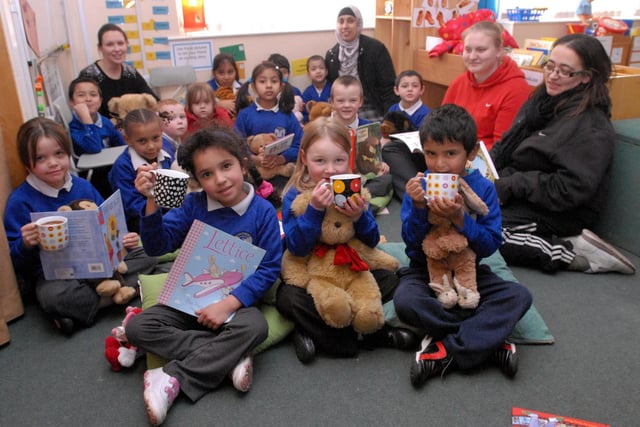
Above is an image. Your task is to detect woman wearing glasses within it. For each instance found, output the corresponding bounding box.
[491,34,635,275]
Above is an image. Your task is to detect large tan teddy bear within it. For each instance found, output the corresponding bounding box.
[107,93,158,130]
[422,178,489,310]
[281,189,399,334]
[246,133,295,180]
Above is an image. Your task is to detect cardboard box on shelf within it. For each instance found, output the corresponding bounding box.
[597,34,632,65]
[609,65,640,119]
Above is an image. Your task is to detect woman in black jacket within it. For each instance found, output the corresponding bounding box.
[491,34,635,275]
[326,6,398,120]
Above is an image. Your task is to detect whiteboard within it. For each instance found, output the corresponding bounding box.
[199,0,376,36]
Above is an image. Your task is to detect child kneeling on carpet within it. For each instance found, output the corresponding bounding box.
[393,104,532,388]
[128,127,282,425]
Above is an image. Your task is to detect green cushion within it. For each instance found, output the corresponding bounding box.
[138,273,294,368]
[377,242,554,345]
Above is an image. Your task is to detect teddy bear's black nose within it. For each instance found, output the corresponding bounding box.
[334,221,342,228]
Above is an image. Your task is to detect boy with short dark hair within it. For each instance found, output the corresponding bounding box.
[302,55,331,122]
[394,104,532,388]
[388,70,430,129]
[68,76,126,155]
[68,76,127,197]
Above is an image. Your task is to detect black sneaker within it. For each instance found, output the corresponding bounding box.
[292,329,315,364]
[362,325,418,350]
[53,317,74,336]
[410,338,454,388]
[494,341,518,377]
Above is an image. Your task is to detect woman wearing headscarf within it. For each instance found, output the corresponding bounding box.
[326,5,399,121]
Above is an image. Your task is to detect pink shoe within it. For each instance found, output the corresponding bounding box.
[230,354,253,392]
[143,368,180,426]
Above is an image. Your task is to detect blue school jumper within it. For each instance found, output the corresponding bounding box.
[387,102,430,129]
[393,169,532,369]
[69,113,126,155]
[233,103,303,163]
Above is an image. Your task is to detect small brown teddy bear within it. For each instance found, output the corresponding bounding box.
[422,179,489,310]
[305,100,332,122]
[107,93,158,130]
[281,189,399,334]
[246,133,295,180]
[380,111,417,139]
[58,199,136,304]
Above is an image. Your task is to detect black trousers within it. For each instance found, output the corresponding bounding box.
[275,269,398,357]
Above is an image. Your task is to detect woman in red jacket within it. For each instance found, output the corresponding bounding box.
[382,21,530,199]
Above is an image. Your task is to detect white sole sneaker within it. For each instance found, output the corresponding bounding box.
[230,354,253,393]
[143,367,180,426]
[576,229,636,275]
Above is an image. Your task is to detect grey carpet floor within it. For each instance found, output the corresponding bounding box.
[1,200,638,426]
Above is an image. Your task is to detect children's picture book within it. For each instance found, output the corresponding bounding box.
[350,122,383,176]
[512,407,610,427]
[158,220,266,316]
[388,133,499,182]
[390,130,422,154]
[30,190,128,280]
[263,133,294,156]
[470,140,499,182]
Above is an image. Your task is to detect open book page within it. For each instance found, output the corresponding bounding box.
[390,131,422,154]
[31,190,128,280]
[158,220,266,316]
[263,133,294,156]
[351,122,382,176]
[469,140,499,182]
[512,407,610,427]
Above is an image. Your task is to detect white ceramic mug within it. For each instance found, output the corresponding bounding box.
[36,215,69,251]
[153,169,190,208]
[424,173,459,201]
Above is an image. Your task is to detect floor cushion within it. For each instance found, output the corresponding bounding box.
[139,273,294,369]
[377,242,554,345]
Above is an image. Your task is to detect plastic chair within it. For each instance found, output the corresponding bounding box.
[148,65,197,103]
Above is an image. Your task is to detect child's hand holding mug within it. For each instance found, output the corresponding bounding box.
[134,162,158,199]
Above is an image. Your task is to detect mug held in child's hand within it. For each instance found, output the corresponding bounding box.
[152,169,190,208]
[424,173,458,202]
[35,215,69,251]
[330,174,361,208]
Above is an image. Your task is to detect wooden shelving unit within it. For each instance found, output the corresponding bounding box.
[374,0,437,73]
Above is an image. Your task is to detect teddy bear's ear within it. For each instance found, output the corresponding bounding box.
[306,100,317,113]
[360,187,372,203]
[58,205,72,212]
[142,94,157,109]
[290,190,313,216]
[107,97,121,115]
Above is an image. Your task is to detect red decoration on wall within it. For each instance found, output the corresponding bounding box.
[182,0,206,31]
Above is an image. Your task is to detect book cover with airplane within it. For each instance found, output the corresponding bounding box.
[158,220,265,316]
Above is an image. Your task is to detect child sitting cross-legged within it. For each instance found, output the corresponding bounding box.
[129,126,282,426]
[4,118,156,336]
[393,104,532,388]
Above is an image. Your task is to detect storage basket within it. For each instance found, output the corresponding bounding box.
[507,8,547,22]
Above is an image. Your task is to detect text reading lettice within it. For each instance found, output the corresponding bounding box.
[203,230,256,262]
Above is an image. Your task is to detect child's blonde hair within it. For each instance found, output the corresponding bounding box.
[185,83,216,114]
[462,21,505,49]
[284,116,352,194]
[330,75,363,98]
[155,98,182,112]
